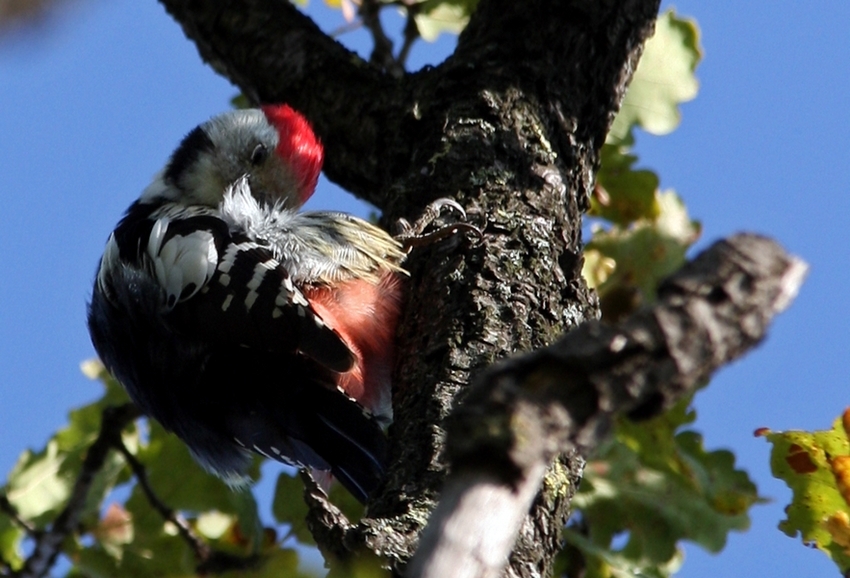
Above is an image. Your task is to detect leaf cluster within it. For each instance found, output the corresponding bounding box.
[561,11,762,578]
[0,364,333,577]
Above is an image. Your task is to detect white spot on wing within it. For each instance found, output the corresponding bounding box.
[243,261,277,312]
[218,243,241,274]
[246,264,268,291]
[222,294,233,311]
[150,229,218,308]
[147,217,169,258]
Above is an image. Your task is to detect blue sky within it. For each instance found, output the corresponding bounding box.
[1,1,847,576]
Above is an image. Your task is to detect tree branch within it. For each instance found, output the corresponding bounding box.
[300,471,355,562]
[408,233,807,578]
[15,404,140,578]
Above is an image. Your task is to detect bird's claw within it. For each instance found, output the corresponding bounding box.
[395,198,482,251]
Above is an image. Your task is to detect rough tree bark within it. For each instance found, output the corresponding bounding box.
[152,0,691,576]
[407,233,806,578]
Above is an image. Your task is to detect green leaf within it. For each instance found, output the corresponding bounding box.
[584,189,700,312]
[414,0,479,41]
[272,473,313,545]
[5,363,133,529]
[231,93,252,110]
[0,515,24,571]
[5,441,72,525]
[219,548,312,578]
[561,530,683,578]
[72,524,196,578]
[608,10,702,143]
[127,421,263,548]
[762,410,850,573]
[592,144,660,225]
[566,397,761,577]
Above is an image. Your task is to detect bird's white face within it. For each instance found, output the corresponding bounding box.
[141,109,308,209]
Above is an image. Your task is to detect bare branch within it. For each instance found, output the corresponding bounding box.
[15,403,140,578]
[408,233,807,578]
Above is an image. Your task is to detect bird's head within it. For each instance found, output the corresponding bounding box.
[142,105,323,208]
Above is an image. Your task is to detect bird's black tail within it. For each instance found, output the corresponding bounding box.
[200,348,389,503]
[297,384,388,502]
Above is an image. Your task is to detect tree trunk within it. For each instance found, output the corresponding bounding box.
[158,0,661,575]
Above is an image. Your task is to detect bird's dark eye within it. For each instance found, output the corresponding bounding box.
[250,143,269,166]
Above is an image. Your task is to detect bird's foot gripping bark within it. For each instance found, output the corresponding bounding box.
[395,198,482,251]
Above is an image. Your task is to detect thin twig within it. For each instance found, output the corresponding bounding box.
[15,403,140,578]
[111,439,211,562]
[396,3,420,68]
[112,429,260,574]
[359,0,402,75]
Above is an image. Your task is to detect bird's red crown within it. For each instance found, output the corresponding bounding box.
[261,104,324,204]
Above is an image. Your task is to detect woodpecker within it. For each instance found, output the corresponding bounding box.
[88,105,407,502]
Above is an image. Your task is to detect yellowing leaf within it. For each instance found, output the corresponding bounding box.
[195,510,235,540]
[609,10,702,143]
[415,0,479,41]
[5,440,71,523]
[80,357,105,379]
[581,249,615,290]
[763,411,850,572]
[825,512,850,554]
